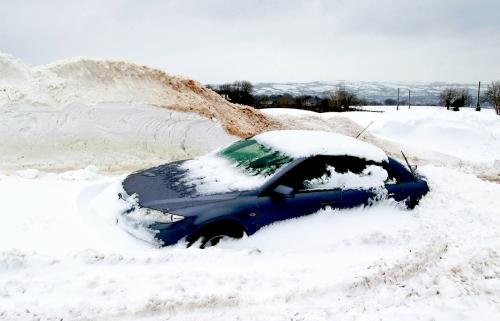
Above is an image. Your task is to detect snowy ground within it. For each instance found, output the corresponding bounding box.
[1,165,499,321]
[1,106,499,320]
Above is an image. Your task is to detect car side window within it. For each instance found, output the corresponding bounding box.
[275,155,389,192]
[273,156,333,192]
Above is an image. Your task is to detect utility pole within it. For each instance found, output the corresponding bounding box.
[397,88,400,111]
[408,90,411,109]
[476,81,481,111]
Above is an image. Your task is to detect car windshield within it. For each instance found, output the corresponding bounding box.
[218,139,293,176]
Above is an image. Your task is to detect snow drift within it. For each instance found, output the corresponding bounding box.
[0,103,235,172]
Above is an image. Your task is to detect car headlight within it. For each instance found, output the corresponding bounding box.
[134,207,185,224]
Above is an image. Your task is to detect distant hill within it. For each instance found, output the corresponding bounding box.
[252,81,479,105]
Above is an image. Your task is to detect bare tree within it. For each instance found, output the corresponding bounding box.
[329,87,360,111]
[439,88,458,110]
[210,81,255,106]
[484,81,500,115]
[451,89,472,111]
[384,98,397,105]
[439,88,472,111]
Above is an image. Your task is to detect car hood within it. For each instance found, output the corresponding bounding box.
[122,160,241,211]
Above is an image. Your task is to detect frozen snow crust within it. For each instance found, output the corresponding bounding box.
[254,130,388,162]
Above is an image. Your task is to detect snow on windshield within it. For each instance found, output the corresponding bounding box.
[254,130,388,163]
[179,155,275,195]
[179,139,294,195]
[304,165,389,190]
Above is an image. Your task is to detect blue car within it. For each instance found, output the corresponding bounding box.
[118,130,428,248]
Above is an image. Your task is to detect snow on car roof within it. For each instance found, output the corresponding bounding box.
[253,130,388,163]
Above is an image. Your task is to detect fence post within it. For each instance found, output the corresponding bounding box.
[397,88,400,111]
[476,81,481,111]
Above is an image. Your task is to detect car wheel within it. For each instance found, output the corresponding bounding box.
[188,223,244,249]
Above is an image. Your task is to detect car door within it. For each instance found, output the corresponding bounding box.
[254,156,343,228]
[327,156,387,209]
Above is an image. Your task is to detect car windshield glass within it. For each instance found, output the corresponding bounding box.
[218,139,293,176]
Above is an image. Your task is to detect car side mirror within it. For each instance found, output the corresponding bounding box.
[271,185,295,198]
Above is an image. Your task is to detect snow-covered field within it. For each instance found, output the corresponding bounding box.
[1,106,499,320]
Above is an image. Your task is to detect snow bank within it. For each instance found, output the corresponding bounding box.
[367,109,500,163]
[255,130,388,162]
[0,103,236,172]
[330,108,500,163]
[0,52,276,138]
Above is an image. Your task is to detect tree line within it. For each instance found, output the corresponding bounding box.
[207,81,381,112]
[208,80,500,115]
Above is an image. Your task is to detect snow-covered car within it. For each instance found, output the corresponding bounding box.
[117,130,429,247]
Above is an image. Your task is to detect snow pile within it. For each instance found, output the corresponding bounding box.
[327,108,500,163]
[304,165,388,190]
[0,166,499,320]
[0,53,279,172]
[0,52,276,138]
[366,109,500,163]
[180,154,271,194]
[254,130,388,162]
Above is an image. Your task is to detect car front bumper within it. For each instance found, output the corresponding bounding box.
[117,191,193,247]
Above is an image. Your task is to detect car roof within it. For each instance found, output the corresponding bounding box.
[253,130,388,163]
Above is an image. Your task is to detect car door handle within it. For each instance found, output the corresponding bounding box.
[320,201,336,206]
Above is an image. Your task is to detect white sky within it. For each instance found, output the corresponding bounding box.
[1,0,499,83]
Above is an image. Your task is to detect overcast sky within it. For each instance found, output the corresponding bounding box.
[1,0,499,83]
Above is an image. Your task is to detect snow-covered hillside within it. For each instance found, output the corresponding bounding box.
[253,81,479,105]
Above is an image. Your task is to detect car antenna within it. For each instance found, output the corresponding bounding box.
[401,150,417,179]
[355,121,374,139]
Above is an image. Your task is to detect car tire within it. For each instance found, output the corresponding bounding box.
[188,223,244,249]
